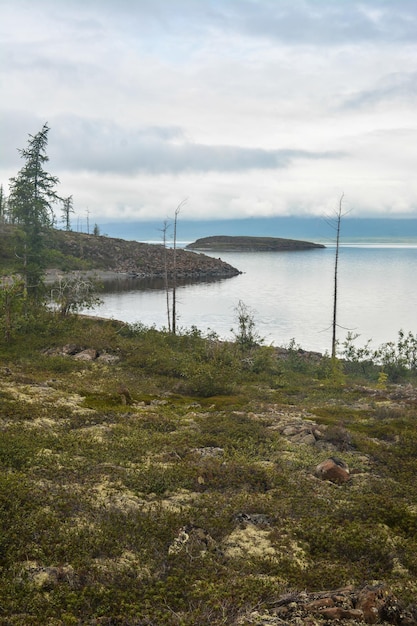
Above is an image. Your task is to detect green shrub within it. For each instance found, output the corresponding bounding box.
[2,313,417,622]
[231,300,264,349]
[340,329,417,383]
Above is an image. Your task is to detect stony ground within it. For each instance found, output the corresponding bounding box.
[1,330,417,625]
[1,224,241,281]
[49,229,241,278]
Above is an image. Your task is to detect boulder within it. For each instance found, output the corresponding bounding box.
[356,584,390,624]
[265,584,410,625]
[315,457,350,484]
[73,348,98,361]
[318,606,364,621]
[61,343,83,355]
[96,352,120,364]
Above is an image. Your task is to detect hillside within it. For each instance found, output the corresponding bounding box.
[0,224,241,280]
[185,235,325,251]
[0,312,417,625]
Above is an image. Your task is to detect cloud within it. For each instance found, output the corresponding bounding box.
[226,0,417,45]
[95,0,417,46]
[1,0,417,221]
[341,71,417,109]
[43,116,340,175]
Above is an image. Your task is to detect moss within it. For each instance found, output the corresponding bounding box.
[1,314,417,622]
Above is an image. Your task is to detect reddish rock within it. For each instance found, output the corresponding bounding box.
[271,584,410,624]
[319,607,364,621]
[315,457,350,484]
[305,597,335,610]
[356,584,388,624]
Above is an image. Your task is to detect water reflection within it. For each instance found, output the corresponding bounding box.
[100,274,229,294]
[88,246,417,353]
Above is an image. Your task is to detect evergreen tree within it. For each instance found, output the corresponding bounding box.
[8,123,60,298]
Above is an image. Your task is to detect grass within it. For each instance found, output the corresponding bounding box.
[0,312,417,624]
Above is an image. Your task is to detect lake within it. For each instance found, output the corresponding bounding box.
[86,243,417,354]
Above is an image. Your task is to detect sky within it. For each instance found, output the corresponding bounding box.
[1,0,417,225]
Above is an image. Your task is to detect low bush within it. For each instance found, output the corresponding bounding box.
[1,313,417,623]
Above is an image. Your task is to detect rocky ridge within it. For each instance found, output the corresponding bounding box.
[49,229,241,279]
[0,224,241,281]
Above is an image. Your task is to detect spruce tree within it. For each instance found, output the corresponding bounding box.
[8,123,60,299]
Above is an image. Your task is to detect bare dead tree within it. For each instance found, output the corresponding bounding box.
[49,272,102,316]
[171,200,187,334]
[159,219,171,332]
[326,193,351,359]
[61,195,74,231]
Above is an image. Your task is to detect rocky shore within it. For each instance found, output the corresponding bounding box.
[45,230,242,281]
[1,225,242,282]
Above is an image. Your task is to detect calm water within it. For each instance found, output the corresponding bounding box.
[86,244,417,354]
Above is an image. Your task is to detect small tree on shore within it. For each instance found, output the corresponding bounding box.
[8,123,60,299]
[232,300,264,349]
[50,273,103,317]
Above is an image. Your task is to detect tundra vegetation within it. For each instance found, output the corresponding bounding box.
[1,126,417,624]
[0,295,417,624]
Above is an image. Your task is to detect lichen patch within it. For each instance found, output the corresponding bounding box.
[223,525,278,560]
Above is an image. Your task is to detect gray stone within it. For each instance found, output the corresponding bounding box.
[73,348,98,361]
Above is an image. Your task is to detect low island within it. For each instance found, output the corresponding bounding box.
[185,235,325,252]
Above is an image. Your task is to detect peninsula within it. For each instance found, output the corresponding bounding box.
[185,235,325,251]
[0,225,241,281]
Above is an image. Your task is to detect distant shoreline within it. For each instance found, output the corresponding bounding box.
[100,216,417,243]
[185,235,325,252]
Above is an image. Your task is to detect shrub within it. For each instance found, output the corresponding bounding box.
[231,300,264,350]
[340,329,417,382]
[49,273,103,316]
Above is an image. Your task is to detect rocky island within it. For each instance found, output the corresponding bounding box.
[185,235,325,251]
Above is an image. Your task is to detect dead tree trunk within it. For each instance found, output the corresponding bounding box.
[160,219,171,332]
[171,205,180,335]
[171,199,187,335]
[331,193,346,360]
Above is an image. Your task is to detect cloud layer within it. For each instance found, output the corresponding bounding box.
[1,0,417,223]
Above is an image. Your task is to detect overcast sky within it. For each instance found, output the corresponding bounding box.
[1,0,417,223]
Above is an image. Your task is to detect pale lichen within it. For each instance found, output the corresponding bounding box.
[223,525,278,560]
